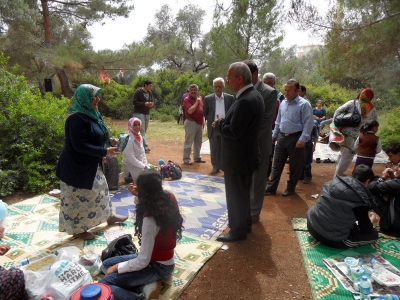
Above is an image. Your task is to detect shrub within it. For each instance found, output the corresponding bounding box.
[378,106,400,149]
[0,55,69,196]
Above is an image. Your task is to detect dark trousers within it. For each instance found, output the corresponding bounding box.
[267,132,305,192]
[266,143,275,180]
[303,142,313,179]
[307,218,378,249]
[354,156,374,169]
[224,171,253,236]
[209,132,222,170]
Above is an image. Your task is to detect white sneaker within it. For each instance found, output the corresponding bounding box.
[143,281,162,300]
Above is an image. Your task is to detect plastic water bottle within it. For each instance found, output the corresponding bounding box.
[12,253,46,268]
[371,258,386,275]
[358,275,372,300]
[0,200,8,238]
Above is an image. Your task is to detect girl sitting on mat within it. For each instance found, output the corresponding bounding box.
[120,117,149,184]
[100,169,184,300]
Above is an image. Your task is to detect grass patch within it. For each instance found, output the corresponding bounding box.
[108,119,208,143]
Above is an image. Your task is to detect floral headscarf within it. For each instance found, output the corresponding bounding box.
[66,84,109,144]
[128,117,142,142]
[359,88,374,119]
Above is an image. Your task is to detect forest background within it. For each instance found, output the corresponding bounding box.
[0,0,400,197]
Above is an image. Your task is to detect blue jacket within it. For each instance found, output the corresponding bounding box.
[56,113,107,189]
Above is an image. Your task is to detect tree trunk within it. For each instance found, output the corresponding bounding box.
[41,0,51,47]
[55,67,73,98]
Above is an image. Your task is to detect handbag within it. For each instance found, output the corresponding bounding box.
[333,99,361,127]
[101,234,138,261]
[160,160,182,180]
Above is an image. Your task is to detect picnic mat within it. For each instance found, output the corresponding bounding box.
[313,142,389,164]
[292,218,400,299]
[111,171,228,241]
[0,193,223,299]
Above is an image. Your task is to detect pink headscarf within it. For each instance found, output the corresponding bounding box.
[128,117,142,142]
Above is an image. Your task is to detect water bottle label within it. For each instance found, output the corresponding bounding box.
[359,286,371,295]
[20,258,29,266]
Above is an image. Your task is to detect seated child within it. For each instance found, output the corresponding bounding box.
[100,170,184,299]
[120,117,148,184]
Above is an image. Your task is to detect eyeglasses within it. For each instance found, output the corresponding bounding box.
[214,85,224,88]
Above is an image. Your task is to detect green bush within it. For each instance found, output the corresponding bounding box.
[0,54,69,196]
[378,106,400,149]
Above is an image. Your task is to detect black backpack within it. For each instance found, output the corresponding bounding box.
[101,234,138,261]
[159,160,182,180]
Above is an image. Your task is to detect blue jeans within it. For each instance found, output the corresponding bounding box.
[99,254,174,300]
[132,113,150,150]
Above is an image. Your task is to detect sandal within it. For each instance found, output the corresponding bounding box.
[323,158,335,163]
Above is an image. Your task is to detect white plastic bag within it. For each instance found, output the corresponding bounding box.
[25,260,93,300]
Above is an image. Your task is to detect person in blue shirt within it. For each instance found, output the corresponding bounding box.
[265,79,313,196]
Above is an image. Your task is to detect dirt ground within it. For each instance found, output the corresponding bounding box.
[2,133,388,300]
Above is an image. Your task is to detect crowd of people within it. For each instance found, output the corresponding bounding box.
[1,62,399,299]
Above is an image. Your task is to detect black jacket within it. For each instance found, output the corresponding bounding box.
[56,113,107,189]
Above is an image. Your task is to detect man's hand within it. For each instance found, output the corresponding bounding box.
[382,168,395,180]
[145,102,154,107]
[295,140,305,148]
[272,136,277,143]
[106,264,119,275]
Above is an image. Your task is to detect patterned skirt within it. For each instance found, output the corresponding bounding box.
[0,266,29,300]
[59,167,112,235]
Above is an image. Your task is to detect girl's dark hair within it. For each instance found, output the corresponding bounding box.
[360,120,379,133]
[134,169,184,245]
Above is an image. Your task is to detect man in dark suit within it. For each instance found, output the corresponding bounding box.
[203,77,235,175]
[244,61,277,224]
[213,62,264,242]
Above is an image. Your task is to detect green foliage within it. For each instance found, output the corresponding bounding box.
[99,81,133,119]
[0,57,69,196]
[299,83,356,118]
[378,107,400,149]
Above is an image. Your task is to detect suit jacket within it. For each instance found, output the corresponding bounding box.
[215,86,264,174]
[203,92,235,139]
[255,82,278,157]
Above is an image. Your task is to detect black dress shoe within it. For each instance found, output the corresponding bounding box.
[264,188,276,195]
[282,189,295,197]
[216,232,247,242]
[251,215,260,224]
[210,168,219,174]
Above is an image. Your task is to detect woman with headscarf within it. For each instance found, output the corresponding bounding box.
[119,117,149,184]
[56,84,127,240]
[331,88,377,176]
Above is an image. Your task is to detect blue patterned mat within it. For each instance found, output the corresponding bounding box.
[111,171,228,241]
